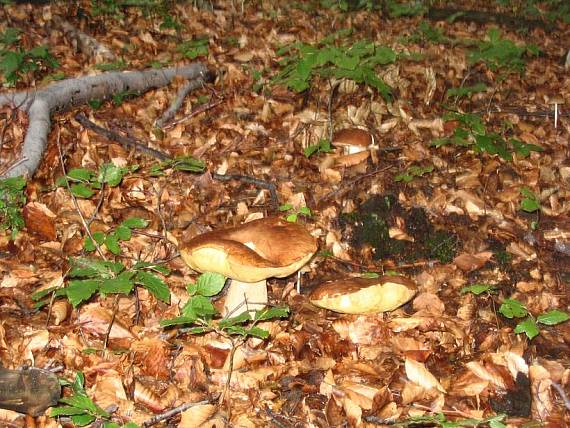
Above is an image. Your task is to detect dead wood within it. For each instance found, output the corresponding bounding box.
[0,63,210,179]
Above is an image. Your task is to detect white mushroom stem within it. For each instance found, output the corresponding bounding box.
[223,279,268,318]
[554,103,559,129]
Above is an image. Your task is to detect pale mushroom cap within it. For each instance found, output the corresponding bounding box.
[180,217,317,283]
[309,275,417,314]
[332,128,373,154]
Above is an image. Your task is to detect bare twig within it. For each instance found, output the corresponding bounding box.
[75,113,170,161]
[161,97,224,130]
[155,79,205,128]
[141,400,212,427]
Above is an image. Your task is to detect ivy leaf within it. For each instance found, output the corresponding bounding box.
[537,309,570,325]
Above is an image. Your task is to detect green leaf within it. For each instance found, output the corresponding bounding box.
[499,299,528,319]
[98,163,125,187]
[115,225,131,241]
[71,414,96,426]
[446,82,487,98]
[134,271,170,303]
[537,309,570,325]
[182,295,216,317]
[160,315,198,327]
[172,156,206,172]
[298,206,312,216]
[219,311,251,328]
[460,283,497,295]
[278,203,293,212]
[50,405,89,417]
[66,168,95,182]
[521,197,540,212]
[121,217,148,229]
[100,275,134,295]
[225,325,269,338]
[514,317,539,339]
[286,213,298,222]
[195,272,226,297]
[66,279,100,307]
[132,261,170,275]
[105,233,121,255]
[68,257,124,278]
[254,306,290,321]
[70,183,95,198]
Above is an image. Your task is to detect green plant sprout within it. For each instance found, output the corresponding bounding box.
[394,164,434,183]
[519,187,540,212]
[278,203,312,222]
[56,163,138,198]
[499,298,569,340]
[0,27,59,86]
[0,176,26,239]
[161,272,289,339]
[148,155,205,176]
[460,283,498,295]
[51,372,139,427]
[446,83,487,99]
[177,37,209,59]
[431,112,543,161]
[304,138,334,158]
[84,217,148,255]
[272,30,396,100]
[468,28,539,73]
[395,411,507,428]
[32,257,170,308]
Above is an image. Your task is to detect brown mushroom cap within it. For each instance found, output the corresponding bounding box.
[309,275,417,314]
[180,217,317,283]
[332,128,373,153]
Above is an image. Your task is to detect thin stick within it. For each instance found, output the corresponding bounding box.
[161,97,224,130]
[141,400,211,427]
[155,79,205,128]
[75,113,170,161]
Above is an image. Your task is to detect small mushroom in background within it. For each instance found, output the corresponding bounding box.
[180,217,317,317]
[547,96,565,129]
[319,128,376,172]
[331,127,376,167]
[309,275,417,314]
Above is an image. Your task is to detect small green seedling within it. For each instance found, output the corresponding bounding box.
[460,283,498,295]
[431,112,543,161]
[112,89,140,106]
[304,138,333,158]
[32,257,170,308]
[161,272,289,339]
[0,27,59,86]
[177,37,209,59]
[394,164,434,183]
[278,203,312,222]
[57,163,138,198]
[499,298,569,340]
[148,155,205,176]
[0,176,26,240]
[272,30,396,100]
[396,411,507,428]
[468,28,539,74]
[446,83,487,99]
[386,0,427,18]
[84,217,148,255]
[159,13,182,32]
[519,187,540,213]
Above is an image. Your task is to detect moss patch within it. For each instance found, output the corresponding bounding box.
[340,195,459,264]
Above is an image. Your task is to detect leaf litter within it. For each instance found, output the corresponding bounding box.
[0,1,569,427]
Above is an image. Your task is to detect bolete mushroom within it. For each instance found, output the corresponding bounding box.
[332,128,375,167]
[309,275,417,314]
[180,217,317,316]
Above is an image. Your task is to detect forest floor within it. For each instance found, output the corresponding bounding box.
[0,0,569,427]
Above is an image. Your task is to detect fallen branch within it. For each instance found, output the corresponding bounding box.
[154,79,205,129]
[0,63,209,178]
[141,400,211,427]
[76,114,280,210]
[52,15,116,62]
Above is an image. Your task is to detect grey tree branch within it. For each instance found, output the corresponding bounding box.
[0,63,209,178]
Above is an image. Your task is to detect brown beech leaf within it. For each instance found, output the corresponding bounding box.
[453,251,493,272]
[78,304,135,339]
[23,202,56,240]
[405,358,446,393]
[178,404,217,428]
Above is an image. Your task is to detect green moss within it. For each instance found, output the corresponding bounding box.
[424,230,458,264]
